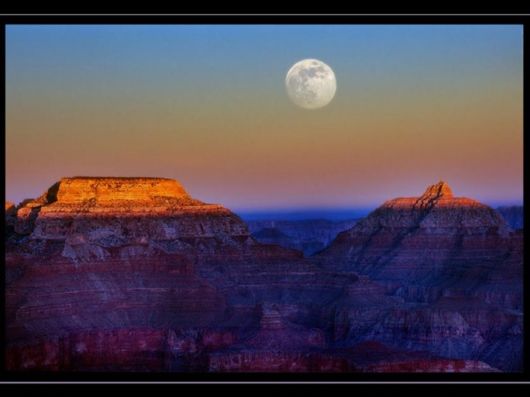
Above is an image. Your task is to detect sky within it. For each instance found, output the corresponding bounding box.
[5,25,524,211]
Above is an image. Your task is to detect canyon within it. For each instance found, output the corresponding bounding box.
[247,218,359,256]
[4,178,523,372]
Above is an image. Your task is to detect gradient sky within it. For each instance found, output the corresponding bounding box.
[6,25,523,211]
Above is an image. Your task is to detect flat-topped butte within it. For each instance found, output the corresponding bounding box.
[12,177,248,240]
[48,177,193,204]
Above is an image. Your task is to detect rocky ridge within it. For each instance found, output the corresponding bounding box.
[5,177,352,371]
[248,218,359,256]
[5,178,522,372]
[312,181,523,371]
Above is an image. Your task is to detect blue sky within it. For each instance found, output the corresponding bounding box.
[6,25,523,209]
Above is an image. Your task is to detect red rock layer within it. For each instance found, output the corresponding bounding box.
[208,351,350,372]
[315,181,520,307]
[313,182,523,371]
[362,359,499,373]
[5,178,522,372]
[337,341,500,372]
[6,250,226,346]
[5,177,353,372]
[6,327,239,371]
[52,177,191,204]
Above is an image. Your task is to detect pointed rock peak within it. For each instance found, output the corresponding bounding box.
[420,181,453,200]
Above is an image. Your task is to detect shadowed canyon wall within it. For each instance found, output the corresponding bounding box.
[5,178,523,372]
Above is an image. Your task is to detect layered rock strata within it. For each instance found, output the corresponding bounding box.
[5,178,523,372]
[5,177,352,371]
[313,181,523,371]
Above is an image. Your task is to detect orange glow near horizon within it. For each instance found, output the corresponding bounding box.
[5,25,523,210]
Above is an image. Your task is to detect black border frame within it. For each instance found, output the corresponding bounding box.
[1,12,528,383]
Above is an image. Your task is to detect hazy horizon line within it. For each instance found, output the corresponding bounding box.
[5,196,523,209]
[233,201,525,210]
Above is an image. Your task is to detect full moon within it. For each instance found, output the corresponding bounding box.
[285,58,337,109]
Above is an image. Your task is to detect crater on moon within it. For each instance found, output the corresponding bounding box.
[285,59,337,109]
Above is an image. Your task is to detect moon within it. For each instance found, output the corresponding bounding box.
[285,59,337,109]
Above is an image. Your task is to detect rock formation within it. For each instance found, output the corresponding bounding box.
[313,181,523,371]
[315,181,517,298]
[5,177,352,371]
[247,218,359,256]
[330,341,500,373]
[5,178,522,372]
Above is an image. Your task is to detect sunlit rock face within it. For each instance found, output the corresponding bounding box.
[12,177,250,259]
[313,181,523,371]
[314,181,517,299]
[5,178,522,372]
[5,177,354,371]
[29,177,231,240]
[51,177,193,204]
